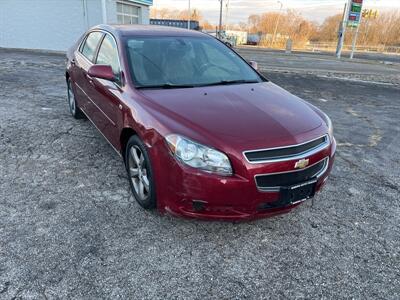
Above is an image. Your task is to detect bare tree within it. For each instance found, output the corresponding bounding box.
[150,7,400,49]
[247,10,317,48]
[314,10,400,48]
[150,7,203,21]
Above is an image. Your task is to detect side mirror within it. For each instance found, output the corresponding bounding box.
[249,61,258,70]
[88,64,115,81]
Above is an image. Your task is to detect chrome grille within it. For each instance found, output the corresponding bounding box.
[244,135,329,163]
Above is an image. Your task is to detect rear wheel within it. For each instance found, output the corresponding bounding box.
[67,78,85,119]
[125,135,156,209]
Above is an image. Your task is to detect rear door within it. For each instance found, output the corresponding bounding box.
[73,31,104,116]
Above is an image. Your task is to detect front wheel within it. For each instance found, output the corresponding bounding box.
[67,78,85,119]
[125,135,156,209]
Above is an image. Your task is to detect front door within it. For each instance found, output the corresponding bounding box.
[86,33,123,148]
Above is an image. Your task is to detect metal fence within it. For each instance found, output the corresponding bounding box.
[305,42,400,54]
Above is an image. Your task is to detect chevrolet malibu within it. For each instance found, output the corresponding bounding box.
[65,25,336,220]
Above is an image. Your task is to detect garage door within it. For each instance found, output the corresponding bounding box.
[117,1,140,24]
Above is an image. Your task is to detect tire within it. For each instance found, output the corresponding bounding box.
[67,78,85,119]
[125,135,156,209]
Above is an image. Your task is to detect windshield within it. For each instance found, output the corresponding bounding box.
[125,36,263,88]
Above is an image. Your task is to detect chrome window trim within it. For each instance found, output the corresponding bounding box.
[255,157,329,192]
[76,51,90,64]
[243,134,330,164]
[78,31,104,63]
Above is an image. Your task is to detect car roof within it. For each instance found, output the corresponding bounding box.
[92,24,209,38]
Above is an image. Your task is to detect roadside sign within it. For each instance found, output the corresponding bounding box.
[362,9,379,19]
[347,0,363,27]
[351,4,362,13]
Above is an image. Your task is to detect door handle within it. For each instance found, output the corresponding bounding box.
[86,74,94,85]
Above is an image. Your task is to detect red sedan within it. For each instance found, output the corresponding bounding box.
[65,24,336,220]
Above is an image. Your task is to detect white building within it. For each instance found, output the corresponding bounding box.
[226,30,248,46]
[0,0,153,51]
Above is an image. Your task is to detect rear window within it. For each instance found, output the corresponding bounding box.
[80,32,104,62]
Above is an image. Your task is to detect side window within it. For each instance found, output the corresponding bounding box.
[80,32,104,62]
[96,34,121,79]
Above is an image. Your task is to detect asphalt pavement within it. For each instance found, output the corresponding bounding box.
[238,46,400,64]
[0,48,399,299]
[236,47,400,86]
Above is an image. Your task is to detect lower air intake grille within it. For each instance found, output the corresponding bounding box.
[255,158,328,191]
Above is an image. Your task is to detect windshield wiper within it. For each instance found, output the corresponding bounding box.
[199,80,260,87]
[136,80,260,89]
[136,83,195,89]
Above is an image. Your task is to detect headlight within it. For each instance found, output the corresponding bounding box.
[318,109,333,138]
[324,113,334,138]
[165,134,232,176]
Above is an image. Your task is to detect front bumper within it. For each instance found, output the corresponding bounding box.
[151,137,336,221]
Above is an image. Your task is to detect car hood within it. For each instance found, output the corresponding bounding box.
[138,82,325,151]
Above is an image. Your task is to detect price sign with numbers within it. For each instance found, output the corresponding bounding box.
[347,0,363,27]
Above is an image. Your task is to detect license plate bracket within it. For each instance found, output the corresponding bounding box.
[279,179,317,206]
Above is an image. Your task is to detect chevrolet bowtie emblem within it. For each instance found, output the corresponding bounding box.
[295,158,309,169]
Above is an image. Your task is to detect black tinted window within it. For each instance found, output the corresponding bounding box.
[81,32,103,61]
[96,34,120,75]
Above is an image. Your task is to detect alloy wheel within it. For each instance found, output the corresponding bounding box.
[128,145,150,201]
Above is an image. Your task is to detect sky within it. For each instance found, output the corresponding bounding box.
[152,0,400,24]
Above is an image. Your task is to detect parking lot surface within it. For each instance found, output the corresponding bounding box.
[237,47,400,86]
[237,46,400,65]
[0,48,399,299]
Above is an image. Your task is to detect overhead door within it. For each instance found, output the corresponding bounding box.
[117,1,140,24]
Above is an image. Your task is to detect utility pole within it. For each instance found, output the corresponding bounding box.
[363,17,370,45]
[271,1,283,47]
[83,0,89,29]
[336,0,351,59]
[101,0,107,24]
[350,11,363,59]
[225,0,230,31]
[218,0,223,38]
[188,0,191,30]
